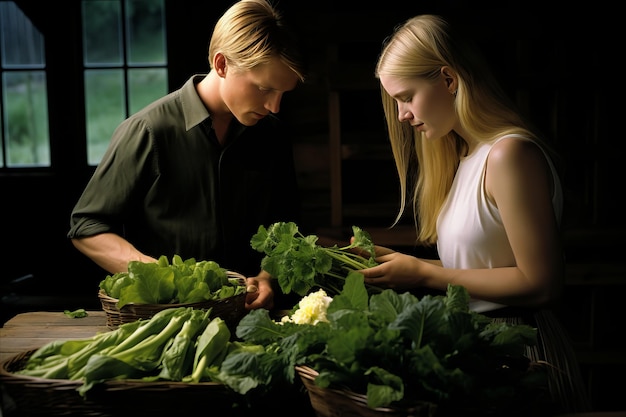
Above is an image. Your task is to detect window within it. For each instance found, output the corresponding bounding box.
[82,0,167,165]
[0,0,167,169]
[0,1,49,168]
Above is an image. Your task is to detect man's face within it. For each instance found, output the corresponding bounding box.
[221,57,299,126]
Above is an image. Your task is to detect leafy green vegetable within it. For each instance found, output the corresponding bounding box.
[64,309,88,318]
[106,307,182,355]
[99,255,246,308]
[250,222,379,296]
[17,320,143,380]
[28,307,236,397]
[158,308,212,381]
[81,307,192,395]
[216,273,549,413]
[68,325,141,380]
[15,307,247,401]
[188,317,231,383]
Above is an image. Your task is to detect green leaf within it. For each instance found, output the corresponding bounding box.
[79,355,145,397]
[99,272,132,298]
[117,262,176,307]
[216,352,265,394]
[326,312,371,364]
[159,309,210,380]
[365,367,404,408]
[64,309,88,318]
[251,222,380,297]
[348,225,376,259]
[327,271,368,312]
[235,308,290,345]
[487,322,538,356]
[389,295,446,347]
[444,283,471,312]
[369,290,419,324]
[191,317,231,382]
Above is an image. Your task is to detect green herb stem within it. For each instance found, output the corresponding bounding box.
[324,249,372,271]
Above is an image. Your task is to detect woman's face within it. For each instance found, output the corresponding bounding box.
[379,72,457,140]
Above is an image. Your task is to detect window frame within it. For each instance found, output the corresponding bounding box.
[0,0,168,175]
[82,0,168,166]
[0,1,50,171]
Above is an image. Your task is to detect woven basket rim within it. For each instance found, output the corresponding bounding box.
[295,365,439,416]
[0,349,242,417]
[98,291,247,331]
[97,288,245,308]
[296,365,373,404]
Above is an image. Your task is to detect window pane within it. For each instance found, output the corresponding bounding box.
[128,68,166,114]
[82,0,168,165]
[0,96,3,166]
[2,71,50,167]
[84,69,124,165]
[0,2,45,69]
[126,0,166,65]
[83,0,123,66]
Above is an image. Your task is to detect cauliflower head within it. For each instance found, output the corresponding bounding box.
[281,289,333,325]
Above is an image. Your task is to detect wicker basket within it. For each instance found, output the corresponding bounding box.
[0,349,242,417]
[98,271,247,330]
[295,365,438,417]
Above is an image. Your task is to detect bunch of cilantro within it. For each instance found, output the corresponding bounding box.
[99,255,245,309]
[215,273,550,415]
[250,221,380,296]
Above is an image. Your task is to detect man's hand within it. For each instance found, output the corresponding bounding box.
[244,270,274,310]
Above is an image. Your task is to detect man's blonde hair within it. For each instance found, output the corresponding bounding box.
[208,0,306,82]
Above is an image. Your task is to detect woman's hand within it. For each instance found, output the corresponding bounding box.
[360,251,429,291]
[349,236,441,291]
[244,271,274,310]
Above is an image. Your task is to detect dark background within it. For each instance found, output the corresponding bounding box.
[1,0,623,411]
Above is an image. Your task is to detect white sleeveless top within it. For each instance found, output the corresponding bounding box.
[436,135,563,312]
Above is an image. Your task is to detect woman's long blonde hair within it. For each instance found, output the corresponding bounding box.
[375,14,550,245]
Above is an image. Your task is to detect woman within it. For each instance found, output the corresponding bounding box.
[359,14,591,413]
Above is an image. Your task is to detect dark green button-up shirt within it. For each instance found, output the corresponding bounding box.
[68,75,301,276]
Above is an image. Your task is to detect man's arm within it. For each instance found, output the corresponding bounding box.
[71,233,158,274]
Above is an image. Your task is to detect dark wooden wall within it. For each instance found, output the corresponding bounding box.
[1,0,624,411]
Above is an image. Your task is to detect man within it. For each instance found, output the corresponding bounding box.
[68,0,306,310]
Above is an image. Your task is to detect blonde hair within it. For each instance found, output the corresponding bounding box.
[375,14,550,245]
[208,0,306,82]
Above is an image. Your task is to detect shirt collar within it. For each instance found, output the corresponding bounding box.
[181,74,210,131]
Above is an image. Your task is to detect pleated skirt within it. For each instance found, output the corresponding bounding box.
[491,309,593,414]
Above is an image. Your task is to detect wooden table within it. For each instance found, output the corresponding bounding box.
[0,310,108,363]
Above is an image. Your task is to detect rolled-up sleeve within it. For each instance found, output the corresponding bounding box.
[68,117,154,239]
